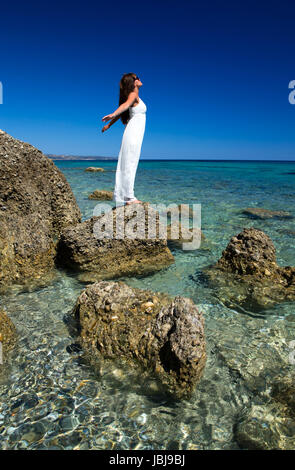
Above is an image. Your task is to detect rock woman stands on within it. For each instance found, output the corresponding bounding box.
[101,73,147,205]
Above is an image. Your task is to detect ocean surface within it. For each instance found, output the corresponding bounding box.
[1,159,295,450]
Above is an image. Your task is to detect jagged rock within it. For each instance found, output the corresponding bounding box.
[0,130,81,287]
[88,189,113,200]
[72,280,206,398]
[203,228,295,310]
[242,207,292,219]
[0,309,16,358]
[85,167,105,172]
[216,227,277,276]
[56,202,174,282]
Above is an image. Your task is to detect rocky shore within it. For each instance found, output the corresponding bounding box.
[0,130,81,288]
[1,130,295,449]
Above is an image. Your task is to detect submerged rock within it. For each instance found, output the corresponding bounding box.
[72,280,206,398]
[88,189,113,200]
[167,223,205,250]
[234,406,282,450]
[85,167,105,172]
[277,228,295,237]
[271,373,295,417]
[0,309,16,358]
[242,207,292,220]
[203,228,295,310]
[0,130,81,287]
[234,399,295,450]
[56,203,174,282]
[212,312,295,449]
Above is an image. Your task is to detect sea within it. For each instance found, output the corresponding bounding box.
[0,159,295,449]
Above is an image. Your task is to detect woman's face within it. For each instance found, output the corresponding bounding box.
[134,76,142,88]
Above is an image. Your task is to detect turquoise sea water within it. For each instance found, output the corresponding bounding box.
[0,159,295,449]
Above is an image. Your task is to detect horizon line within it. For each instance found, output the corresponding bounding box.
[47,156,295,163]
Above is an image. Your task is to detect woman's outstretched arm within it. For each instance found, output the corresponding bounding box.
[101,114,120,133]
[102,92,137,122]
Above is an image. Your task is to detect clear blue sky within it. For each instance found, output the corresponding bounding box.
[1,0,295,160]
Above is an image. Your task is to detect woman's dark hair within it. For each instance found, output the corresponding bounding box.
[119,73,137,125]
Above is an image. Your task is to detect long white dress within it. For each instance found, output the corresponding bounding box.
[113,97,147,204]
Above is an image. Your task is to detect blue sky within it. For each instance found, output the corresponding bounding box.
[0,1,295,160]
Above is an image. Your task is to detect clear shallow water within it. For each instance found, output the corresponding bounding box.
[1,159,295,449]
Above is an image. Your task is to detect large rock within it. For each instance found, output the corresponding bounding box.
[72,281,206,398]
[0,309,16,358]
[0,130,81,287]
[56,203,175,282]
[203,228,295,310]
[216,227,277,276]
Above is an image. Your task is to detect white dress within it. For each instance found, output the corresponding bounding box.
[113,97,147,204]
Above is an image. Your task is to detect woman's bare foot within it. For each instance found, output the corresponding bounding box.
[125,199,143,205]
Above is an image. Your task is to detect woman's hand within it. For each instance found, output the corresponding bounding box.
[101,124,110,133]
[102,113,115,123]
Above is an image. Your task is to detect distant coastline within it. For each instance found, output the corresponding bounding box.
[46,154,117,161]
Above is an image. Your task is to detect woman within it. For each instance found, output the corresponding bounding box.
[102,73,147,205]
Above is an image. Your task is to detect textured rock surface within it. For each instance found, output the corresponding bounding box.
[56,203,174,282]
[72,281,206,398]
[88,189,113,200]
[216,227,277,276]
[242,207,292,219]
[0,309,16,356]
[85,167,105,172]
[203,228,295,310]
[0,130,81,286]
